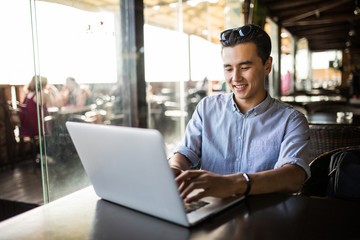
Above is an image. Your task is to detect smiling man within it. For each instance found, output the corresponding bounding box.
[169,24,310,203]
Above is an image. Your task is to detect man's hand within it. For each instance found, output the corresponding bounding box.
[170,167,183,178]
[175,170,244,203]
[168,153,192,177]
[173,164,306,203]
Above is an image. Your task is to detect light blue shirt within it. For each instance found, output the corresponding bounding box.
[175,93,311,179]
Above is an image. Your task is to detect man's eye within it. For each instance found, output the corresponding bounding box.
[224,68,233,72]
[241,66,250,70]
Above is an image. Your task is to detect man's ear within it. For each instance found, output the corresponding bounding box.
[265,57,273,74]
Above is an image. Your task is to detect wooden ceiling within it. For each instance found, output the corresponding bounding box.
[259,0,360,52]
[145,0,360,52]
[144,0,226,44]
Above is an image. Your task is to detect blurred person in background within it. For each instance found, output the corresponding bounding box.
[18,75,52,162]
[61,77,91,107]
[44,84,63,109]
[19,75,50,138]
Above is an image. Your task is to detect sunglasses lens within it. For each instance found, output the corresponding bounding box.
[221,25,254,41]
[220,30,232,41]
[239,25,252,37]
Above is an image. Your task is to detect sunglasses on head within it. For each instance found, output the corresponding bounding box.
[220,25,255,41]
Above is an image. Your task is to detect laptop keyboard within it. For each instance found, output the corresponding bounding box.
[184,200,209,213]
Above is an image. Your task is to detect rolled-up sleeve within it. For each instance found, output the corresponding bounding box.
[174,100,204,168]
[275,111,311,180]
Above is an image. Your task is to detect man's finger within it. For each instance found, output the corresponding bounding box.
[179,180,208,199]
[176,170,206,180]
[184,188,209,203]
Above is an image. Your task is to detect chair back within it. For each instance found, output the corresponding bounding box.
[308,125,360,160]
[302,146,360,200]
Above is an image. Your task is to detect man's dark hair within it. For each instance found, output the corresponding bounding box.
[220,24,271,65]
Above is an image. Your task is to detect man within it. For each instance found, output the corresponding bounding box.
[169,24,310,203]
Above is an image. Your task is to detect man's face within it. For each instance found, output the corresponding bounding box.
[222,42,272,107]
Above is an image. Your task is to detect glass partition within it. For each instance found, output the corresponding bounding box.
[0,0,44,205]
[0,0,139,204]
[35,0,138,202]
[0,1,35,86]
[144,24,189,154]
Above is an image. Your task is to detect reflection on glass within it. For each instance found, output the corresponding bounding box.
[34,1,124,201]
[0,0,44,206]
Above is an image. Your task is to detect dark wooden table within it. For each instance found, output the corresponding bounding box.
[307,112,360,126]
[0,186,359,240]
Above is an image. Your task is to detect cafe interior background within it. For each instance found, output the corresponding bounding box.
[1,0,360,218]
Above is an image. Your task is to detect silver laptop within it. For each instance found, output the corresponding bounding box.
[66,121,244,227]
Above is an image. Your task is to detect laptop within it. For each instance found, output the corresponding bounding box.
[66,121,244,227]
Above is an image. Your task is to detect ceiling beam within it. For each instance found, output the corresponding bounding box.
[308,42,346,51]
[267,0,323,11]
[289,25,349,35]
[306,35,347,41]
[283,14,360,27]
[301,34,360,42]
[282,0,352,24]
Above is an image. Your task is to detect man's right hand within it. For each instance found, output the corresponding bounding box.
[170,167,183,178]
[168,153,192,177]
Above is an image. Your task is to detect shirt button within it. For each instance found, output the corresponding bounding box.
[242,115,245,119]
[254,112,257,115]
[238,136,242,140]
[236,158,240,161]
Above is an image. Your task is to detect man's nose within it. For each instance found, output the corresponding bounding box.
[232,69,243,81]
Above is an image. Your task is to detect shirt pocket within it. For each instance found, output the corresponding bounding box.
[248,139,281,172]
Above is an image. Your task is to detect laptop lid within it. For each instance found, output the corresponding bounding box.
[66,121,189,226]
[66,121,244,227]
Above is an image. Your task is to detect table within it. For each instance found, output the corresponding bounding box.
[281,95,347,105]
[307,112,360,126]
[0,186,359,240]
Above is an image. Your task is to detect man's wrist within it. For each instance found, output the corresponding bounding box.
[170,166,183,171]
[228,174,247,196]
[168,152,192,171]
[242,173,251,196]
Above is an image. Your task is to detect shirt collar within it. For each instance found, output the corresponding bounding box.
[230,95,239,113]
[230,92,272,115]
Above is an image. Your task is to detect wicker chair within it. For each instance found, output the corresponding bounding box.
[301,146,360,198]
[308,125,360,160]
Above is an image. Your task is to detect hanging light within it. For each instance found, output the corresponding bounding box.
[354,7,360,15]
[355,0,360,15]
